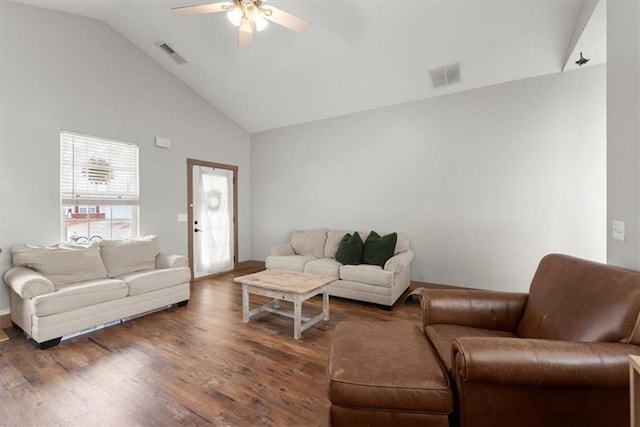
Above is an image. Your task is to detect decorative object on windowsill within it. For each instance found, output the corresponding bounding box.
[575,52,590,67]
[172,0,312,48]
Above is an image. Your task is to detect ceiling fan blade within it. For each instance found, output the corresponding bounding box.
[262,6,311,34]
[172,2,232,15]
[238,21,253,48]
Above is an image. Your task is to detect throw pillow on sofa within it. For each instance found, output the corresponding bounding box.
[100,235,160,277]
[362,231,397,267]
[335,232,363,265]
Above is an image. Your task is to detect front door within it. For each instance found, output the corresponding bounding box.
[187,159,238,279]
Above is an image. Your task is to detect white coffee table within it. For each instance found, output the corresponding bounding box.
[234,269,335,339]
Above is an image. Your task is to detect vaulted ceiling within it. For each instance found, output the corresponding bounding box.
[14,0,606,133]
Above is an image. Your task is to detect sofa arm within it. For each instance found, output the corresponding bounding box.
[453,337,640,387]
[3,267,55,299]
[384,249,414,274]
[268,243,295,257]
[155,253,189,269]
[420,288,528,332]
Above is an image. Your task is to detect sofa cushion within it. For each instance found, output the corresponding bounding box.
[32,278,128,316]
[425,324,516,373]
[324,230,350,258]
[304,258,341,278]
[290,229,328,258]
[335,232,363,265]
[340,264,394,288]
[12,242,107,287]
[266,255,316,272]
[100,235,160,278]
[118,267,191,296]
[362,232,397,267]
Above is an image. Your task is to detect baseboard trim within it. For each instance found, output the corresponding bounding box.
[235,260,265,271]
[410,280,475,290]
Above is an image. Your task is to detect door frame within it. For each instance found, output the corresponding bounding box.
[187,158,239,281]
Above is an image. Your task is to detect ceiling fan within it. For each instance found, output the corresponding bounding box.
[172,0,312,48]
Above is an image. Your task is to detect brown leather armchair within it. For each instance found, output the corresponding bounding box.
[421,253,640,426]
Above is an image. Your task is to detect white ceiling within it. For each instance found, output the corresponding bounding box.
[13,0,606,133]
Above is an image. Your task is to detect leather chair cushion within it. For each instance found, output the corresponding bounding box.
[328,320,453,414]
[426,324,515,373]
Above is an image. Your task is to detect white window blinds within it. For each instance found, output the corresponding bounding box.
[60,131,139,205]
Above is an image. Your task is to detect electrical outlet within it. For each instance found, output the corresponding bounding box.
[612,220,625,242]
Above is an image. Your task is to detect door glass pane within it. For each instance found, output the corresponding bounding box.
[193,166,234,278]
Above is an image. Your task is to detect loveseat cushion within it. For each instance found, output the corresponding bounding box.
[32,279,128,316]
[12,242,107,287]
[100,235,160,278]
[425,324,515,373]
[324,230,350,258]
[266,255,316,272]
[304,258,341,278]
[340,264,394,288]
[290,229,327,258]
[118,267,191,296]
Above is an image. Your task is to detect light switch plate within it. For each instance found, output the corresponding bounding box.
[177,213,188,222]
[612,220,625,242]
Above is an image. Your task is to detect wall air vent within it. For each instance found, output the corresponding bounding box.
[428,62,462,89]
[156,41,187,65]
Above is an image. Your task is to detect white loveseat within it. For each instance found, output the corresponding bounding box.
[266,229,414,307]
[3,235,190,349]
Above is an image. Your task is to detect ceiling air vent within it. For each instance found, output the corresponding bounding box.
[156,41,187,65]
[428,62,462,89]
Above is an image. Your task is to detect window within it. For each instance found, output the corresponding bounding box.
[60,131,139,242]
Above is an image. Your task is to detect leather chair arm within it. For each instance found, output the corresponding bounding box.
[420,288,528,332]
[268,243,295,256]
[453,337,640,387]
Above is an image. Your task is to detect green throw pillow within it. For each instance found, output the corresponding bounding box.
[335,232,363,265]
[362,231,397,267]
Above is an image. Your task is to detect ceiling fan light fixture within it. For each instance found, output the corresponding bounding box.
[227,8,242,27]
[239,17,252,33]
[173,0,311,48]
[254,16,269,31]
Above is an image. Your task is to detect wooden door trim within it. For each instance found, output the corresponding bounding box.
[187,158,239,280]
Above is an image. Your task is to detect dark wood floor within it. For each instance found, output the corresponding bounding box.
[0,267,423,426]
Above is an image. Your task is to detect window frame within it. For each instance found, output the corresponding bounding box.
[60,131,140,242]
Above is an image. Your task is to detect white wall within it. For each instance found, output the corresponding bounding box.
[607,0,640,269]
[0,2,252,312]
[251,66,606,292]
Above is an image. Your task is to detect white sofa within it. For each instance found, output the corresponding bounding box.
[266,229,414,307]
[3,235,190,349]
